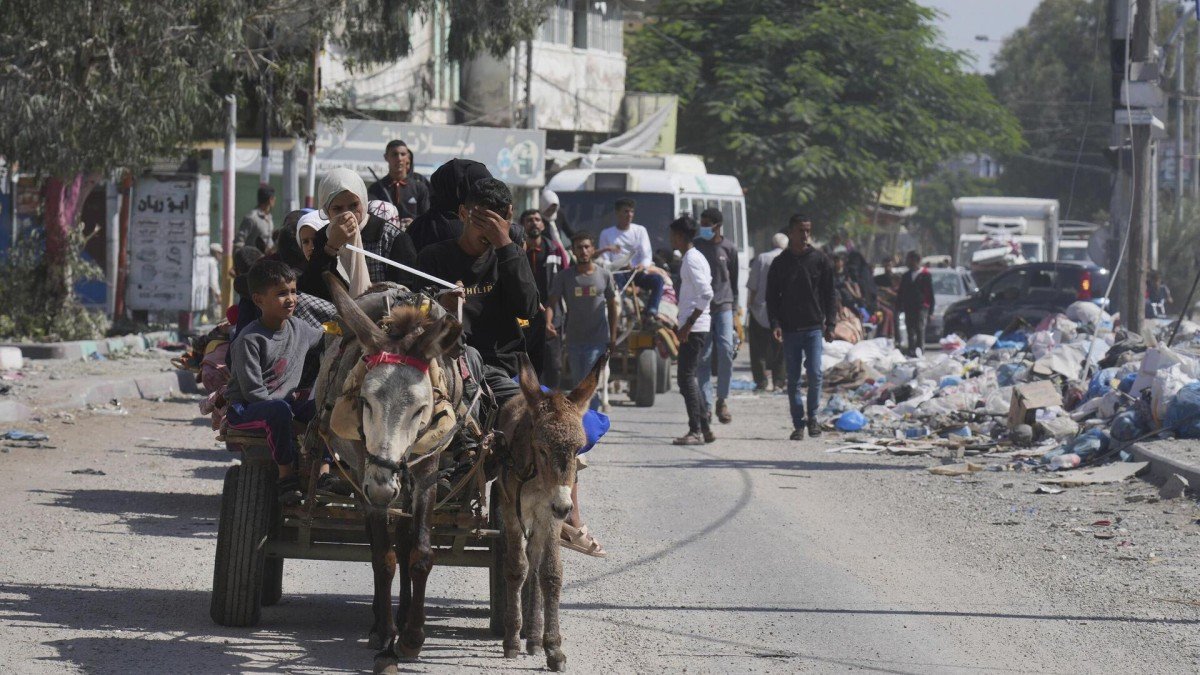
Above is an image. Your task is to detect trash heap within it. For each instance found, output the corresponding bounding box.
[816,302,1200,472]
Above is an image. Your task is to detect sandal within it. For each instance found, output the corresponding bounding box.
[560,523,608,558]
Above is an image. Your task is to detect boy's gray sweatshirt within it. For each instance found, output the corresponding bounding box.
[227,317,324,403]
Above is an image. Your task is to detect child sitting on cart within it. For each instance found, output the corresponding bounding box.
[224,260,328,505]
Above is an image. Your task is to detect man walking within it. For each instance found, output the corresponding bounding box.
[669,216,715,445]
[767,214,836,441]
[368,139,431,227]
[523,208,570,387]
[897,250,934,356]
[545,232,618,410]
[598,198,665,323]
[747,232,788,391]
[234,186,275,252]
[694,207,739,423]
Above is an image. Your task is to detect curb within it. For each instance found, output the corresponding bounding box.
[0,331,180,361]
[0,371,200,424]
[1127,441,1200,487]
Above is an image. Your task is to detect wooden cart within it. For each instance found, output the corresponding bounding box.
[209,429,506,636]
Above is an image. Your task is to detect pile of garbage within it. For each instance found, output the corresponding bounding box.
[815,302,1200,473]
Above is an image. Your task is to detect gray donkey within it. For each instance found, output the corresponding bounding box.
[496,351,607,672]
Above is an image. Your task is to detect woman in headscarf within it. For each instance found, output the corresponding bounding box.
[539,188,575,246]
[406,158,494,253]
[297,167,419,300]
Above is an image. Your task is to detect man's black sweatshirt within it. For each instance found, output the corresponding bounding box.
[765,246,837,333]
[416,240,539,376]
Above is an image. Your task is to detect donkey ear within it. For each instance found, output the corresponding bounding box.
[325,271,386,353]
[415,316,462,362]
[517,352,543,406]
[567,350,608,411]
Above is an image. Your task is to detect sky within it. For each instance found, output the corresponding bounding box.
[922,0,1044,73]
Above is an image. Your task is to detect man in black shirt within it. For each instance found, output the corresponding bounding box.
[766,213,836,441]
[416,177,538,401]
[367,140,431,226]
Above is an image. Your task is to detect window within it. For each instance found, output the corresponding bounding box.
[573,0,588,49]
[539,0,573,45]
[988,270,1027,303]
[719,200,738,247]
[562,1,624,52]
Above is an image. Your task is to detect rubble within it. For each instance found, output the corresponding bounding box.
[811,307,1200,481]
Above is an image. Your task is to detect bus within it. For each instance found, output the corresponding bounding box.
[545,154,752,308]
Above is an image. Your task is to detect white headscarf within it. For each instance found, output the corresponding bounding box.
[317,168,371,297]
[540,188,563,245]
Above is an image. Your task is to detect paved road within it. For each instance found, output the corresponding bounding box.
[1,376,1197,673]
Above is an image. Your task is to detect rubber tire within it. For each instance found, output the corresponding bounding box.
[655,352,671,394]
[210,462,273,627]
[488,481,506,637]
[633,350,656,407]
[261,557,283,607]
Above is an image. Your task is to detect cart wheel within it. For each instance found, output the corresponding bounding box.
[210,462,273,627]
[261,557,283,607]
[488,482,506,637]
[633,350,656,407]
[655,352,671,394]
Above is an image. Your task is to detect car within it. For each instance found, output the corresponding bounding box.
[942,262,1110,338]
[926,267,978,342]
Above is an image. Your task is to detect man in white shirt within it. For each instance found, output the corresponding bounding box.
[598,198,665,322]
[669,216,715,445]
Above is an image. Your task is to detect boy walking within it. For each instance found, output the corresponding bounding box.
[670,216,715,445]
[225,260,327,503]
[545,232,618,410]
[767,214,836,441]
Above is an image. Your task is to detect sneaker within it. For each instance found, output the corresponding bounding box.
[277,475,303,505]
[701,427,716,444]
[716,399,732,424]
[789,429,805,441]
[672,432,705,446]
[316,472,353,498]
[807,419,822,438]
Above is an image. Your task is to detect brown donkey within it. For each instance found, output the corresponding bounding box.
[496,351,607,671]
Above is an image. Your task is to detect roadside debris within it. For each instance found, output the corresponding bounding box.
[1159,474,1191,500]
[809,309,1200,482]
[2,430,48,441]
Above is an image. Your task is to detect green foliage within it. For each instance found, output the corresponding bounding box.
[627,0,1022,233]
[909,168,1002,254]
[0,227,109,342]
[1159,196,1200,307]
[0,0,552,178]
[988,0,1112,221]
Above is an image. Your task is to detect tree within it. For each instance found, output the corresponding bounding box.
[0,0,550,325]
[627,0,1022,233]
[988,0,1113,222]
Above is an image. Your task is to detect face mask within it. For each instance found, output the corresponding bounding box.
[698,226,715,240]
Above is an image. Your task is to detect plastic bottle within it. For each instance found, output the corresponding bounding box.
[1047,453,1081,470]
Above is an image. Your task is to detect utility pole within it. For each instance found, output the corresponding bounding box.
[1125,0,1156,335]
[1176,27,1186,236]
[222,94,237,309]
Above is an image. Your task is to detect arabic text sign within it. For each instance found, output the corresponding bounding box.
[127,174,211,312]
[316,120,546,187]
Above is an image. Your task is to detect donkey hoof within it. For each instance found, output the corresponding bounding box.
[396,633,425,660]
[525,638,544,656]
[367,630,392,651]
[546,649,567,672]
[503,647,521,659]
[372,653,399,675]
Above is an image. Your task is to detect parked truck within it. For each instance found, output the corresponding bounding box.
[951,197,1060,286]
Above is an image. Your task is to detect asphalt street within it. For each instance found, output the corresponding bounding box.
[0,370,1197,673]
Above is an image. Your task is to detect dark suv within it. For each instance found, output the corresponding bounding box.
[942,262,1110,337]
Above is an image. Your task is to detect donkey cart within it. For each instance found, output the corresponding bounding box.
[209,428,508,637]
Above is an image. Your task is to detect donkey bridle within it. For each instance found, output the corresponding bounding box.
[360,351,450,480]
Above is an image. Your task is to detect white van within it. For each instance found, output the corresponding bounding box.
[545,154,753,308]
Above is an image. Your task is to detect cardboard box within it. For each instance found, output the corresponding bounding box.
[1009,380,1062,429]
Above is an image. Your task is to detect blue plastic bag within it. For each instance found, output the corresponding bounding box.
[938,376,963,390]
[994,330,1028,350]
[1165,382,1200,439]
[835,410,867,432]
[997,363,1023,386]
[1118,373,1137,395]
[1110,409,1147,442]
[1086,367,1119,401]
[528,383,610,453]
[1065,428,1109,461]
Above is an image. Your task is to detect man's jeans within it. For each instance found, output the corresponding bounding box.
[698,308,734,409]
[677,331,710,433]
[566,343,607,411]
[613,270,665,317]
[782,329,824,430]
